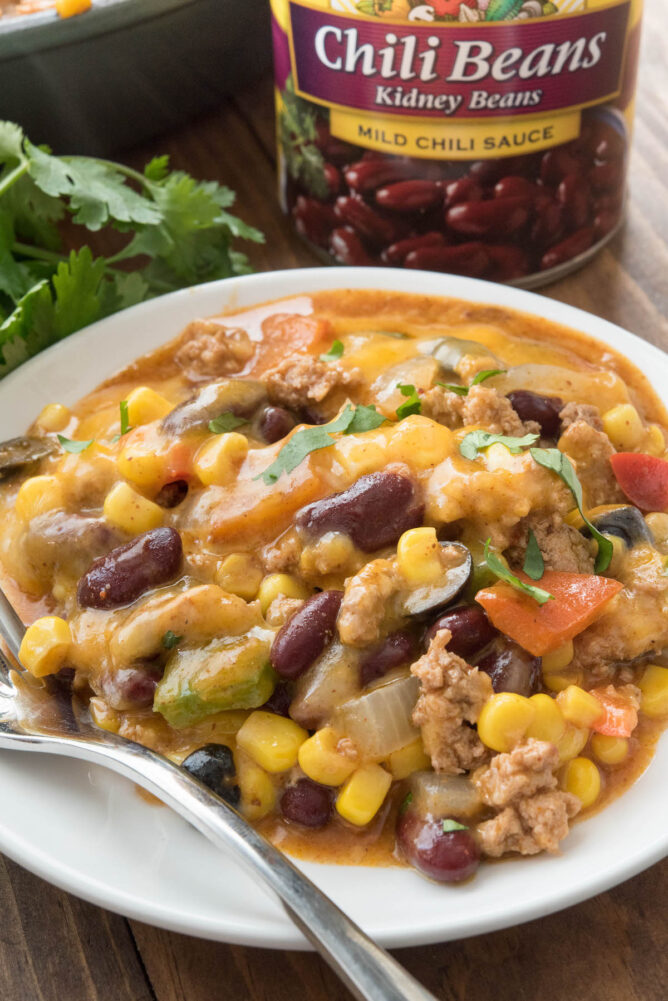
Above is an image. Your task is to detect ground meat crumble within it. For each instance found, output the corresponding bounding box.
[174,321,254,379]
[507,511,595,574]
[422,383,540,437]
[337,558,400,647]
[474,740,581,857]
[411,630,493,774]
[558,419,625,508]
[264,355,360,410]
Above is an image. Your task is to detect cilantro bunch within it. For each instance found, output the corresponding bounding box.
[279,76,329,200]
[0,121,263,378]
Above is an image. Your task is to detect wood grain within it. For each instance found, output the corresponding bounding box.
[1,3,668,998]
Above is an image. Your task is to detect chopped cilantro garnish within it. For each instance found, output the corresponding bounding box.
[255,404,384,485]
[523,528,545,581]
[460,430,539,461]
[162,630,183,650]
[399,792,413,815]
[530,448,613,573]
[119,399,132,437]
[57,434,93,454]
[438,369,506,396]
[396,383,421,419]
[319,339,344,363]
[484,538,553,606]
[442,819,468,833]
[208,411,247,434]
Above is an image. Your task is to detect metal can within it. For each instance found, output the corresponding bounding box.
[270,0,642,286]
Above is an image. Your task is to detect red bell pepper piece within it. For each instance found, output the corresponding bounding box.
[610,452,668,512]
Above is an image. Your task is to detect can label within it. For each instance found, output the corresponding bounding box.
[271,0,642,283]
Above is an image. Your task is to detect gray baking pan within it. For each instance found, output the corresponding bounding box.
[0,0,271,154]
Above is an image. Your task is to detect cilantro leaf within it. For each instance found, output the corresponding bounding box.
[57,434,93,454]
[484,538,553,605]
[437,369,506,397]
[344,403,386,434]
[437,381,468,396]
[460,430,539,461]
[319,339,344,363]
[0,280,54,377]
[396,384,421,419]
[50,247,107,338]
[442,819,468,833]
[279,75,329,200]
[523,529,545,580]
[162,630,183,650]
[399,792,413,815]
[208,412,247,434]
[144,155,170,182]
[256,406,357,484]
[0,121,25,162]
[530,448,613,573]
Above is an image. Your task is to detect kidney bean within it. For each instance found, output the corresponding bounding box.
[531,198,564,249]
[259,406,296,444]
[154,480,188,509]
[494,176,538,200]
[589,160,623,193]
[100,665,162,710]
[477,639,541,697]
[441,176,483,207]
[405,242,489,278]
[594,208,620,238]
[376,180,442,213]
[281,779,332,828]
[593,125,625,163]
[360,630,417,687]
[344,158,414,193]
[314,122,358,164]
[594,190,624,213]
[323,162,341,197]
[381,232,446,266]
[329,227,374,266]
[468,159,504,185]
[557,175,590,229]
[540,226,595,270]
[293,196,337,249]
[334,195,399,246]
[446,196,531,238]
[397,811,480,883]
[486,245,531,282]
[295,471,424,552]
[270,590,343,680]
[424,605,497,658]
[506,389,564,438]
[540,147,580,185]
[77,527,183,609]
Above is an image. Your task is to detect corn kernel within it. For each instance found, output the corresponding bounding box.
[389,416,453,470]
[601,404,645,451]
[541,640,574,673]
[299,532,356,578]
[477,693,535,753]
[397,527,442,586]
[194,433,248,487]
[125,386,172,427]
[556,685,605,728]
[644,513,668,548]
[385,737,431,780]
[336,763,392,826]
[235,750,277,821]
[556,724,589,763]
[561,756,601,808]
[19,616,71,678]
[298,727,358,786]
[258,573,310,615]
[564,507,585,529]
[56,0,92,16]
[15,475,64,522]
[638,664,668,717]
[36,403,70,433]
[644,424,666,457]
[526,693,565,744]
[591,733,629,765]
[117,445,167,489]
[89,697,121,734]
[236,711,308,773]
[543,671,583,693]
[215,553,263,601]
[103,482,163,534]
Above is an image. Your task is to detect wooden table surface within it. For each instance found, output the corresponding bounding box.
[2,6,668,998]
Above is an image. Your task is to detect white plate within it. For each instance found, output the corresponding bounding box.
[0,267,666,949]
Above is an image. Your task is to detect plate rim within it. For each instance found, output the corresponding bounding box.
[0,265,666,948]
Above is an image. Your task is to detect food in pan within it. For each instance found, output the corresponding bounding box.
[1,288,667,883]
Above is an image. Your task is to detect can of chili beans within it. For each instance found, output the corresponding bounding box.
[270,0,642,286]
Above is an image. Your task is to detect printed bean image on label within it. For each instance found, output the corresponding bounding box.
[270,0,643,286]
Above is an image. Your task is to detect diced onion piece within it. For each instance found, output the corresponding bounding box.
[408,771,482,820]
[333,675,420,760]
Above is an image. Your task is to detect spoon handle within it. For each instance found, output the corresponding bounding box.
[1,728,438,1001]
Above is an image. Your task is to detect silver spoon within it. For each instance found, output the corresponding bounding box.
[0,589,439,1001]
